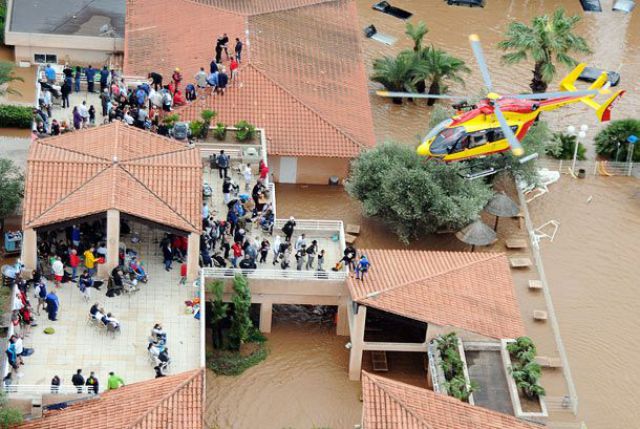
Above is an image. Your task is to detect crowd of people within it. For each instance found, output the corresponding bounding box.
[34,33,244,139]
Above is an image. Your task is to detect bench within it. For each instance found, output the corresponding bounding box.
[345,234,357,245]
[533,310,548,321]
[513,211,525,229]
[346,224,361,235]
[510,256,532,268]
[506,238,528,249]
[528,280,543,290]
[371,351,389,372]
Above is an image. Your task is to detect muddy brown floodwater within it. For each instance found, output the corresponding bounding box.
[208,1,640,428]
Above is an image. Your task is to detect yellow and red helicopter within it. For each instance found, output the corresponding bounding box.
[377,34,626,163]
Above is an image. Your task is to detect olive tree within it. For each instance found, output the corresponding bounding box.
[595,119,640,162]
[346,142,493,243]
[227,275,253,351]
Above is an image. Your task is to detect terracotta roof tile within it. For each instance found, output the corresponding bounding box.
[17,369,204,429]
[124,0,375,158]
[348,250,525,340]
[361,371,539,429]
[23,123,202,233]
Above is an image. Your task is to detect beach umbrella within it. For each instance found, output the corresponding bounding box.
[455,219,497,252]
[484,192,520,231]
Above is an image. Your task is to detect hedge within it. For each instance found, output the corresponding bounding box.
[0,105,34,129]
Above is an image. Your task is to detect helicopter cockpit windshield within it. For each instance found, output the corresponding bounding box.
[429,126,466,155]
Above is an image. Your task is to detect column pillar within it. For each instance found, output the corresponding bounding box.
[21,228,37,273]
[336,296,350,336]
[187,232,200,282]
[259,301,273,333]
[348,304,367,381]
[101,209,120,277]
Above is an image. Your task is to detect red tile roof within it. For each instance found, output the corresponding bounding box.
[17,369,204,429]
[361,371,539,429]
[348,250,525,340]
[23,123,202,233]
[124,0,375,158]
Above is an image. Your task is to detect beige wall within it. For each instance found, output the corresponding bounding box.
[270,156,350,185]
[426,324,499,343]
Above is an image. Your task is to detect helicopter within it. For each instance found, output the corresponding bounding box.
[376,34,626,163]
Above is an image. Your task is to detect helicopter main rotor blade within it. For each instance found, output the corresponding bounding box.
[493,104,524,157]
[469,34,493,93]
[375,90,469,100]
[505,89,603,100]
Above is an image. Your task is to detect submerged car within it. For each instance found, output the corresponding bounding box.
[446,0,485,7]
[372,1,413,19]
[577,66,620,87]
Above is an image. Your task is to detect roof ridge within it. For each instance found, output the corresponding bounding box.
[181,0,244,16]
[25,166,111,227]
[183,0,340,16]
[246,63,369,153]
[128,369,203,428]
[118,126,194,162]
[362,371,434,429]
[356,251,504,301]
[118,166,199,232]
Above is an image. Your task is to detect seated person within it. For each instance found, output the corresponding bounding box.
[90,303,104,319]
[239,256,257,270]
[151,324,167,342]
[110,267,125,291]
[102,312,120,330]
[212,252,227,268]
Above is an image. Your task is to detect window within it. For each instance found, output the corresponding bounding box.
[33,54,57,64]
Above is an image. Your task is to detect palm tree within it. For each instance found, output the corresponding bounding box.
[0,61,24,96]
[497,8,590,93]
[419,47,470,106]
[371,52,427,104]
[405,21,428,52]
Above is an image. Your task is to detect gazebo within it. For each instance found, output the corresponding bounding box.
[21,122,202,279]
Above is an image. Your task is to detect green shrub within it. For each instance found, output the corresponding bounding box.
[162,113,180,127]
[213,122,227,141]
[0,105,33,128]
[595,119,640,162]
[546,132,587,160]
[435,332,479,402]
[207,341,268,376]
[201,109,217,124]
[234,120,256,142]
[507,337,545,399]
[189,120,204,139]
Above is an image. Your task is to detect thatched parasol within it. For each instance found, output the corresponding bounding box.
[484,192,520,231]
[455,219,497,252]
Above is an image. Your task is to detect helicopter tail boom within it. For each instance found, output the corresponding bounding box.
[560,63,622,122]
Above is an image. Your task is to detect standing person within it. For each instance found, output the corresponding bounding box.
[71,224,81,247]
[216,150,229,178]
[42,90,52,117]
[171,68,182,91]
[317,249,325,272]
[215,42,223,64]
[179,262,187,286]
[231,241,243,268]
[50,375,61,394]
[295,245,306,271]
[72,369,85,393]
[85,65,96,93]
[44,64,56,84]
[259,239,270,264]
[195,67,208,98]
[78,270,93,301]
[229,56,239,83]
[72,106,82,129]
[242,163,252,191]
[216,68,228,95]
[342,245,357,272]
[271,235,282,265]
[33,279,47,315]
[45,290,59,321]
[282,217,296,242]
[295,233,306,251]
[306,240,318,270]
[234,38,243,62]
[88,105,96,125]
[85,371,99,395]
[355,254,370,281]
[61,80,71,109]
[69,249,80,280]
[219,33,230,60]
[51,257,64,288]
[162,240,173,272]
[74,66,82,93]
[83,247,99,277]
[148,72,163,91]
[107,372,125,390]
[99,66,110,92]
[100,88,110,117]
[78,101,89,127]
[222,177,232,205]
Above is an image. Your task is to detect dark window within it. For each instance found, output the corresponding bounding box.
[34,54,57,64]
[34,54,46,63]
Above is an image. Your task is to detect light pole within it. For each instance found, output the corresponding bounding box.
[567,124,588,174]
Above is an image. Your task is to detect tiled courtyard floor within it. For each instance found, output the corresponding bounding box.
[17,227,201,388]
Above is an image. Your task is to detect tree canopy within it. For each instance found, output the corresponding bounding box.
[498,8,590,92]
[0,61,24,96]
[346,143,493,243]
[0,158,23,225]
[595,119,640,162]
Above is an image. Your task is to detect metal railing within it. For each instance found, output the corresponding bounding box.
[273,219,344,233]
[268,182,277,219]
[536,159,638,177]
[517,187,579,415]
[4,384,96,396]
[202,266,348,281]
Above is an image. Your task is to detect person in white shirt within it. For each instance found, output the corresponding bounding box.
[96,243,107,259]
[123,109,134,126]
[242,164,253,191]
[295,233,307,251]
[51,257,64,288]
[78,101,89,127]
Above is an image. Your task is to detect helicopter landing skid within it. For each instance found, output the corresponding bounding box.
[460,166,507,180]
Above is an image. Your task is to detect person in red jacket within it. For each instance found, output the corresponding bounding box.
[171,68,183,91]
[179,263,187,286]
[69,249,81,280]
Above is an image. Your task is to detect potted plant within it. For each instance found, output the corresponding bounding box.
[159,113,180,135]
[213,122,227,141]
[235,120,256,142]
[200,109,217,138]
[189,120,204,140]
[507,337,546,400]
[434,332,478,403]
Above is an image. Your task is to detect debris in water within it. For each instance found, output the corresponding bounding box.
[586,195,593,203]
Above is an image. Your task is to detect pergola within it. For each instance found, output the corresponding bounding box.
[22,122,202,279]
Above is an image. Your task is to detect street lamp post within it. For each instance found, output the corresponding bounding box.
[567,124,588,174]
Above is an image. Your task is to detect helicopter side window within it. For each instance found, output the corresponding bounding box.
[488,126,518,142]
[469,133,488,149]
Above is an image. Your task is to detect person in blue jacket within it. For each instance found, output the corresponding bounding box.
[85,65,96,93]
